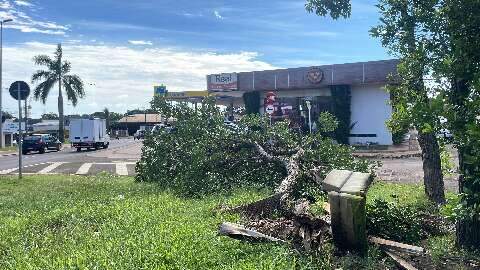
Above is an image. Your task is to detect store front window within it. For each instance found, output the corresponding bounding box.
[270,95,333,132]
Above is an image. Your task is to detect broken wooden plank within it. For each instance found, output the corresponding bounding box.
[369,236,424,254]
[384,250,418,270]
[218,222,285,243]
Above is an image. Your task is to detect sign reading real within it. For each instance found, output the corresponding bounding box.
[208,73,237,91]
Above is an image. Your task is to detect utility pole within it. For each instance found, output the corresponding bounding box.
[0,18,13,148]
[24,97,28,134]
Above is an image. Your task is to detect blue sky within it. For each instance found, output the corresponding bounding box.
[0,0,388,117]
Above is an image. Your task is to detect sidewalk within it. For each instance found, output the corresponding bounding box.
[353,141,422,159]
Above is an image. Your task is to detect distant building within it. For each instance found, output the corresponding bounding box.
[32,120,67,133]
[207,59,398,145]
[117,114,170,135]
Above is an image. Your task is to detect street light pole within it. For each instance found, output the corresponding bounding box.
[0,18,13,148]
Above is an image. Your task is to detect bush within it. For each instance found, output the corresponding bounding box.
[367,199,425,243]
[136,96,374,197]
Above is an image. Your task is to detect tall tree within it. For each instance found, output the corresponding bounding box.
[430,0,480,248]
[306,0,480,249]
[1,111,13,123]
[31,44,85,142]
[306,0,445,204]
[103,107,110,130]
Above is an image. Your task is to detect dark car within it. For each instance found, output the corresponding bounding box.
[22,134,62,155]
[134,130,145,140]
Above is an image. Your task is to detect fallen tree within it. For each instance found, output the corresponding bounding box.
[136,96,374,255]
[136,96,373,199]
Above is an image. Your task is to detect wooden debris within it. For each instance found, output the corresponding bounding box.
[218,222,285,243]
[369,236,424,254]
[384,250,418,270]
[323,202,331,214]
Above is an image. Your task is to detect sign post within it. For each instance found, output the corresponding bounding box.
[9,81,30,179]
[306,100,312,134]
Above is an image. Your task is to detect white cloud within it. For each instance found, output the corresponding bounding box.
[0,0,68,35]
[2,42,276,117]
[214,10,223,19]
[14,0,32,7]
[128,40,153,46]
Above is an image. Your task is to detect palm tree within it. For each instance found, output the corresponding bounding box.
[31,44,84,142]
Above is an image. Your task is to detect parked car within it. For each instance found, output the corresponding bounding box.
[151,124,176,134]
[134,130,145,140]
[22,134,61,154]
[150,124,165,134]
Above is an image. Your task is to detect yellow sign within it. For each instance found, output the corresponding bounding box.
[165,91,209,99]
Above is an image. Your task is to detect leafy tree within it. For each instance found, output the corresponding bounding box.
[306,0,445,204]
[1,111,13,123]
[109,112,124,123]
[103,108,110,130]
[41,112,59,120]
[428,0,480,248]
[305,0,480,248]
[31,44,85,142]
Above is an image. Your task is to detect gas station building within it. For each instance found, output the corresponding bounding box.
[206,59,398,145]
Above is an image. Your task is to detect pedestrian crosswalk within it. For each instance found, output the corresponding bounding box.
[0,162,137,176]
[38,162,67,174]
[76,163,92,175]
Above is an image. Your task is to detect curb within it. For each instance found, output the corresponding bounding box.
[354,152,422,159]
[0,152,17,157]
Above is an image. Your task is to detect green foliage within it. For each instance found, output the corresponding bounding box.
[367,199,425,243]
[440,145,455,177]
[136,96,373,197]
[41,112,59,120]
[330,85,351,144]
[242,91,261,115]
[366,181,453,244]
[391,129,408,145]
[1,110,13,123]
[318,111,338,133]
[305,0,351,19]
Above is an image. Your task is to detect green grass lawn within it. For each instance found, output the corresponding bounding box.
[1,174,476,269]
[0,174,326,270]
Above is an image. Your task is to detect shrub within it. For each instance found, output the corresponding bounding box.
[366,199,425,243]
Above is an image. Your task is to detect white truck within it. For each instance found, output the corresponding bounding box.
[69,118,110,152]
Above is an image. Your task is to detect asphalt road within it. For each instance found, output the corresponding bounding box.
[0,138,142,176]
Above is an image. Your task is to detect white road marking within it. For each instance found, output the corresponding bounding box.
[95,162,136,165]
[76,163,93,175]
[38,162,67,174]
[115,163,129,176]
[0,168,18,175]
[0,162,135,176]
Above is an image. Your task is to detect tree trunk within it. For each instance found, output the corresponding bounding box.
[456,147,480,248]
[417,131,445,204]
[58,78,64,143]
